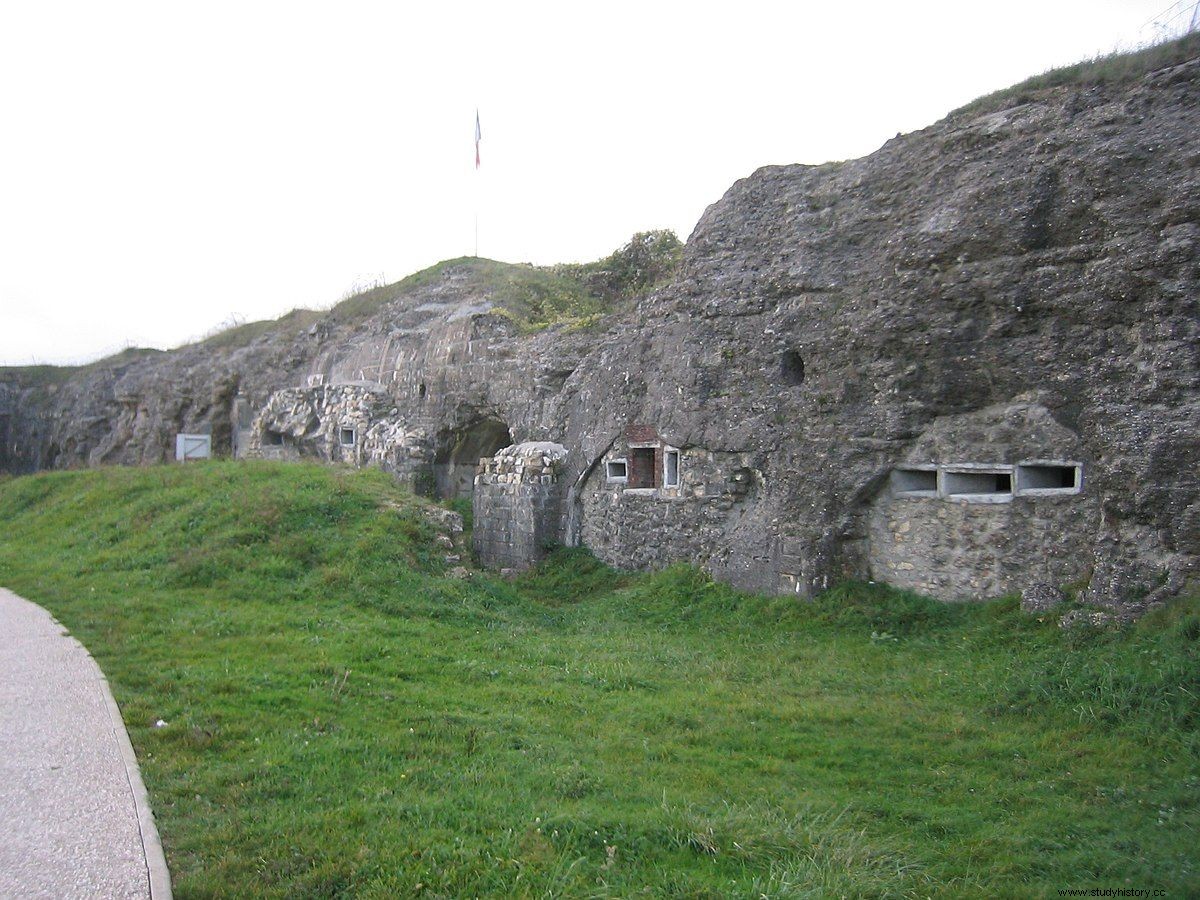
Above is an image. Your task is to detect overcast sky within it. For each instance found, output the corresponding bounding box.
[1,0,1194,365]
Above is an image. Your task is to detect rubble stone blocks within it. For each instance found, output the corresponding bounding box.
[474,442,567,570]
[1020,583,1067,614]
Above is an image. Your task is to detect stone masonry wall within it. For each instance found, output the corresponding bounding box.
[863,401,1102,599]
[247,383,432,487]
[473,443,567,571]
[577,436,769,578]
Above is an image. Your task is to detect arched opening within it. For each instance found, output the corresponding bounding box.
[433,418,512,500]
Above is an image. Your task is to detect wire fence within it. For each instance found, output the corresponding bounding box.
[1137,0,1200,44]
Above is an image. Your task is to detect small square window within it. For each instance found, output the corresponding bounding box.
[606,459,628,482]
[340,428,356,447]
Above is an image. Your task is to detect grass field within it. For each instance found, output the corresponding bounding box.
[0,462,1196,898]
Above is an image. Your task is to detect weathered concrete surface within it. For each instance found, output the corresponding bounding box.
[0,588,170,900]
[2,49,1198,618]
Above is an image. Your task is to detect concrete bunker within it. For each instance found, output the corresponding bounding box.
[249,383,390,463]
[434,418,512,500]
[574,429,768,582]
[864,403,1100,600]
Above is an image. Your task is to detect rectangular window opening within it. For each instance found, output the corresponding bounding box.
[606,459,628,482]
[264,430,285,446]
[340,427,356,447]
[627,447,658,489]
[942,468,1013,500]
[891,467,937,496]
[1017,462,1080,494]
[663,449,680,488]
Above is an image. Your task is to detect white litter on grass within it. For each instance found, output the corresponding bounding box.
[153,719,168,729]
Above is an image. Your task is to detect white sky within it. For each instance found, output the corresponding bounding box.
[0,0,1194,365]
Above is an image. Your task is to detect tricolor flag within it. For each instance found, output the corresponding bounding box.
[474,110,481,169]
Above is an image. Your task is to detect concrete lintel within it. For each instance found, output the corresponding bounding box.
[622,488,657,497]
[942,493,1013,504]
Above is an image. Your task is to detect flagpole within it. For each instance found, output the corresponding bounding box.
[474,108,481,258]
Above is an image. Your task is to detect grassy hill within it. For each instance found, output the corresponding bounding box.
[954,31,1200,119]
[324,230,683,333]
[0,346,167,388]
[0,231,683,380]
[0,462,1196,897]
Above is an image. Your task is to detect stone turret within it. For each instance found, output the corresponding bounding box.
[473,442,568,571]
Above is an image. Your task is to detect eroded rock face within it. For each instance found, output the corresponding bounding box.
[3,54,1198,618]
[545,56,1199,613]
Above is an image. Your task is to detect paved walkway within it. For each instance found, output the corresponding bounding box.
[0,588,170,899]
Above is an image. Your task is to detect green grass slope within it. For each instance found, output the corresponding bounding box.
[326,230,683,333]
[954,31,1200,119]
[0,463,1196,897]
[0,346,166,387]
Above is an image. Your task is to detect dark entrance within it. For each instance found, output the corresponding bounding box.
[434,419,512,499]
[627,446,658,489]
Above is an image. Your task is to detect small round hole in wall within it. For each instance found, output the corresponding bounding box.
[418,382,427,400]
[780,350,805,386]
